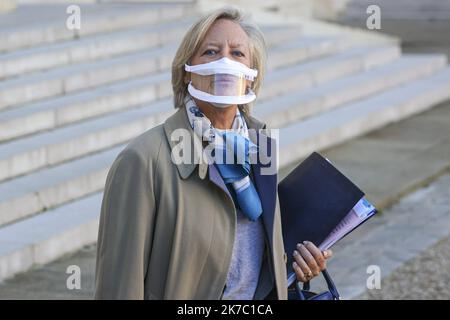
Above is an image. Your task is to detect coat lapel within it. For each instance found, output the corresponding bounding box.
[163,108,199,179]
[251,132,278,250]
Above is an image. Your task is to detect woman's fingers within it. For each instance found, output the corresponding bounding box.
[297,243,320,276]
[303,241,326,270]
[293,249,313,280]
[292,242,334,282]
[293,250,314,282]
[292,261,307,282]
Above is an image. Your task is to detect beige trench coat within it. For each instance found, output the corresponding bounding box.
[94,106,288,299]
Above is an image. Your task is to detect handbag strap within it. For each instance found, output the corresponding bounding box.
[298,269,340,300]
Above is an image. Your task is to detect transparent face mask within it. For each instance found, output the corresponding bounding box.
[190,72,250,97]
[185,57,258,106]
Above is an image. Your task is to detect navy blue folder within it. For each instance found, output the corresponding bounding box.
[278,152,365,283]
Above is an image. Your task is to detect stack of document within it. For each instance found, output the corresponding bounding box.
[278,152,378,287]
[319,197,376,251]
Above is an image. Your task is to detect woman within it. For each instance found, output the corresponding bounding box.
[94,6,332,300]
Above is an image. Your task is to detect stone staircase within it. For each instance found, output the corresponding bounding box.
[1,2,450,282]
[340,0,450,21]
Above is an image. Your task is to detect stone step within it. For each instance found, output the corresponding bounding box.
[0,145,123,227]
[0,35,346,111]
[267,36,349,70]
[2,66,450,282]
[0,3,196,52]
[0,43,175,111]
[342,0,450,21]
[0,54,439,225]
[278,66,450,167]
[0,97,173,183]
[256,54,447,128]
[348,0,450,10]
[343,9,450,21]
[0,18,194,80]
[260,45,400,100]
[0,191,102,282]
[0,45,400,142]
[0,21,299,80]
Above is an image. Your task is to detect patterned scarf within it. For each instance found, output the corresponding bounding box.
[185,96,263,221]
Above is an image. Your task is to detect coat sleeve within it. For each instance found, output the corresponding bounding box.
[94,147,157,299]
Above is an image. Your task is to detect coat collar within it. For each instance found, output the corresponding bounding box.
[163,107,198,179]
[163,106,267,179]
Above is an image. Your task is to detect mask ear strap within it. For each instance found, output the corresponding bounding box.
[184,64,191,84]
[246,82,254,93]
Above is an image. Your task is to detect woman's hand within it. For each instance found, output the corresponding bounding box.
[292,241,333,282]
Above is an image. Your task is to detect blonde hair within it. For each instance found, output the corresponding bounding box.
[171,6,267,114]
